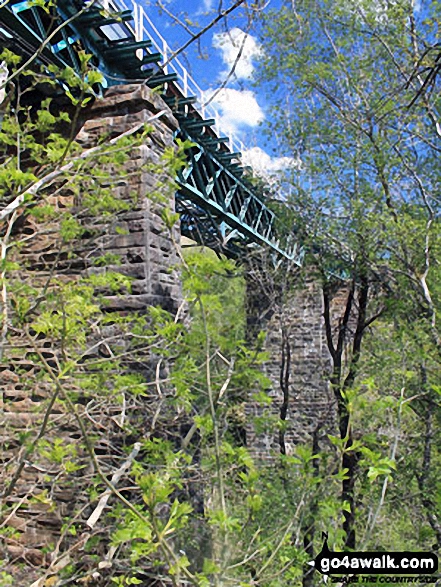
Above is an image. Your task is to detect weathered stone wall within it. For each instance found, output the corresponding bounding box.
[245,267,338,458]
[0,84,183,581]
[76,84,182,314]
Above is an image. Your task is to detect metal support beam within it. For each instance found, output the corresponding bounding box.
[1,0,303,263]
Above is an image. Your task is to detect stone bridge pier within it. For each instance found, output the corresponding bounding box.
[75,84,184,316]
[0,84,184,570]
[0,83,340,580]
[76,84,338,459]
[245,263,336,458]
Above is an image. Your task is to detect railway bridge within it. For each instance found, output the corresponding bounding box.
[0,0,303,262]
[0,0,332,446]
[0,3,337,580]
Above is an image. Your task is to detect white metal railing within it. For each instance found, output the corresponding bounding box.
[95,2,302,261]
[106,0,245,156]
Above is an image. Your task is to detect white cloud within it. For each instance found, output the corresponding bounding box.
[212,27,262,79]
[196,0,214,12]
[203,87,264,139]
[241,146,302,179]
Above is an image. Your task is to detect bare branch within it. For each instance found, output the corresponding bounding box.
[162,0,247,69]
[0,110,167,222]
[86,441,141,529]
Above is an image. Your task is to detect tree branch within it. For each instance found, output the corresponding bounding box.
[0,111,167,222]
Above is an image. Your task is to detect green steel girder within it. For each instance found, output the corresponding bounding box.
[163,95,197,109]
[176,130,301,261]
[182,118,216,132]
[0,0,167,87]
[216,152,241,162]
[77,8,133,27]
[200,137,230,148]
[101,40,154,59]
[0,0,303,262]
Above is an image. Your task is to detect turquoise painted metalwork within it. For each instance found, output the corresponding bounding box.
[0,0,303,262]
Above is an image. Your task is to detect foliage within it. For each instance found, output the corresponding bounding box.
[0,45,327,587]
[255,0,441,565]
[3,2,441,586]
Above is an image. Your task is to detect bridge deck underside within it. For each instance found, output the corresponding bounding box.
[177,139,279,257]
[0,0,302,262]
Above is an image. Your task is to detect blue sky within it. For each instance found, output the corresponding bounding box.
[137,0,296,177]
[135,0,427,180]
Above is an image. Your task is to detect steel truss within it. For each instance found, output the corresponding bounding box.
[0,0,303,262]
